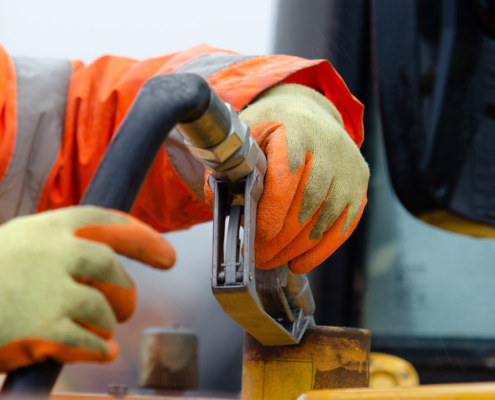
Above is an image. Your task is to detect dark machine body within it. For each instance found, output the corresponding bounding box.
[275,0,495,385]
[374,0,495,227]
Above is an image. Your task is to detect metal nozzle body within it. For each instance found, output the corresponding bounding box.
[176,86,265,182]
[176,89,232,149]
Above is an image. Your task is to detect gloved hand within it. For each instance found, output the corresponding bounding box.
[206,83,369,274]
[0,206,175,372]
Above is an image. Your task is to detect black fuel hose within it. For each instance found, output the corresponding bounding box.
[0,74,212,399]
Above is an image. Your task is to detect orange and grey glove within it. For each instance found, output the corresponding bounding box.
[0,206,175,372]
[206,83,369,274]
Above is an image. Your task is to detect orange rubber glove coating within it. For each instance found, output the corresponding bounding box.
[251,120,367,273]
[0,339,120,373]
[205,85,368,274]
[73,209,176,322]
[205,121,367,274]
[74,209,176,271]
[0,207,175,372]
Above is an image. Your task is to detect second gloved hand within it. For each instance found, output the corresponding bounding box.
[206,83,369,274]
[0,206,175,372]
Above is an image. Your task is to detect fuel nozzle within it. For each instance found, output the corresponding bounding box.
[176,76,315,346]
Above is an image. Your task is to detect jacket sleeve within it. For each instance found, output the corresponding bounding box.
[0,43,363,232]
[0,46,16,201]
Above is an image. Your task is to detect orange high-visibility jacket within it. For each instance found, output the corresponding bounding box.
[0,44,363,232]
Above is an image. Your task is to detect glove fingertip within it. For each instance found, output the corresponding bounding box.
[74,212,176,270]
[288,259,313,275]
[149,239,176,270]
[104,340,120,362]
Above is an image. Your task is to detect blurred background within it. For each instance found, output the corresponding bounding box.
[3,0,495,396]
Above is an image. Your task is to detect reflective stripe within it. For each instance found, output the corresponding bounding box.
[174,52,253,80]
[164,52,255,200]
[0,58,71,222]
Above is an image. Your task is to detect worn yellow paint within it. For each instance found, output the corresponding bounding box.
[242,360,266,400]
[244,328,370,375]
[298,382,495,399]
[417,208,495,238]
[263,360,314,400]
[242,327,370,399]
[242,359,315,400]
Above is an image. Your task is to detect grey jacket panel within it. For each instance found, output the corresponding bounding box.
[0,58,72,222]
[174,52,253,80]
